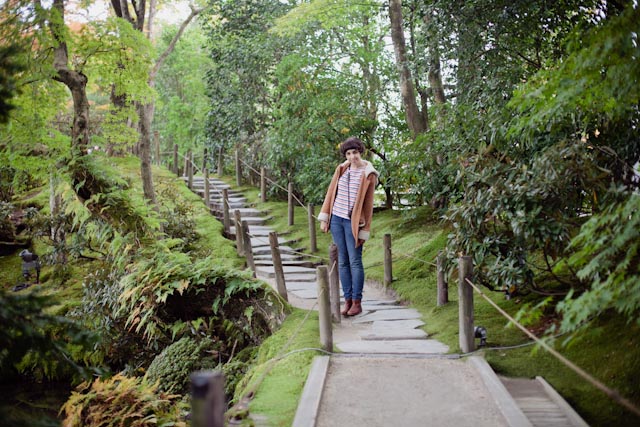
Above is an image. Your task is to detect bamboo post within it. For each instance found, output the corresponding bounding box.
[173,144,178,175]
[260,167,266,202]
[288,182,294,226]
[437,251,448,306]
[217,147,223,177]
[241,220,256,277]
[190,370,225,427]
[235,148,241,187]
[308,204,317,253]
[269,232,288,301]
[458,256,475,353]
[204,169,211,209]
[383,234,392,287]
[329,243,341,323]
[222,189,230,234]
[317,265,333,352]
[234,210,244,256]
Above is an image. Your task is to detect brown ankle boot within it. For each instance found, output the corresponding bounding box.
[341,299,353,316]
[346,299,362,316]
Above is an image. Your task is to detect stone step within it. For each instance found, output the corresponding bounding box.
[255,265,317,279]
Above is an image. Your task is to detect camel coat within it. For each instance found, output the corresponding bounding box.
[318,160,379,247]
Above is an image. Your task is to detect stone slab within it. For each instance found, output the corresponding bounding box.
[336,339,449,354]
[352,308,422,324]
[285,281,317,291]
[360,322,428,340]
[290,288,320,299]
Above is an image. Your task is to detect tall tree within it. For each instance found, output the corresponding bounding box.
[109,1,203,203]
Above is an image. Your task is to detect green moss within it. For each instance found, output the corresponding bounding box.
[145,336,219,394]
[235,308,321,426]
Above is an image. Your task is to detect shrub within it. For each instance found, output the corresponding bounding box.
[145,336,218,394]
[60,374,186,427]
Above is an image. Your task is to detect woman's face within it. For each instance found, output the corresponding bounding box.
[345,148,362,165]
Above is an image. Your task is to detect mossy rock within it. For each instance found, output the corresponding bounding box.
[145,336,218,394]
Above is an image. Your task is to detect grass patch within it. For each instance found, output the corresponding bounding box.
[234,308,322,426]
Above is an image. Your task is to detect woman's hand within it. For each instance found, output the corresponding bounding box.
[320,220,329,233]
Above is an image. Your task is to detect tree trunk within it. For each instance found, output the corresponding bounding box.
[138,102,156,203]
[50,0,90,156]
[389,0,427,138]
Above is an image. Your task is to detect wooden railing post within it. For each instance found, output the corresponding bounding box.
[187,151,194,189]
[269,231,288,302]
[172,144,178,175]
[204,169,211,209]
[437,251,448,306]
[383,234,392,287]
[222,189,230,234]
[329,244,341,323]
[241,220,256,277]
[260,167,266,202]
[235,148,241,187]
[154,131,160,166]
[317,265,333,352]
[183,149,190,177]
[234,210,244,256]
[308,204,317,253]
[288,182,294,226]
[458,255,475,353]
[190,370,225,427]
[202,148,208,174]
[217,147,223,177]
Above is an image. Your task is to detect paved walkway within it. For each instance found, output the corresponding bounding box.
[186,175,589,427]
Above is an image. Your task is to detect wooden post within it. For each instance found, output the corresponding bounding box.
[217,147,223,177]
[222,189,230,234]
[234,210,244,256]
[188,151,194,188]
[204,169,211,209]
[308,204,317,253]
[190,370,225,427]
[260,167,266,202]
[437,251,448,306]
[383,234,392,287]
[154,131,160,165]
[317,265,333,352]
[458,256,475,353]
[235,148,241,187]
[288,182,294,226]
[202,148,208,174]
[269,232,288,302]
[183,149,190,177]
[329,244,341,323]
[241,220,256,277]
[173,144,178,175]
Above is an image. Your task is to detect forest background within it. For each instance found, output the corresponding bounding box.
[0,0,639,426]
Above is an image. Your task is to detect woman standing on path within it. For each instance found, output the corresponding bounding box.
[318,137,379,316]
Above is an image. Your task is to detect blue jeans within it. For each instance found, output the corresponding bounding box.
[330,215,364,300]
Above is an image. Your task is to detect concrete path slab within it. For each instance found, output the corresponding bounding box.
[352,308,423,323]
[314,357,509,427]
[336,338,449,354]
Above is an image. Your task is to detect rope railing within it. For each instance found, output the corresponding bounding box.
[464,276,640,418]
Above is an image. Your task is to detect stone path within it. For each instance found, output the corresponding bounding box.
[185,175,590,427]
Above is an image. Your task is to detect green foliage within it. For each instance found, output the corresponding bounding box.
[557,189,640,337]
[60,373,186,427]
[145,336,218,394]
[0,289,98,381]
[154,24,211,159]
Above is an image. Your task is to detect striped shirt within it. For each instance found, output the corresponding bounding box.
[332,166,364,220]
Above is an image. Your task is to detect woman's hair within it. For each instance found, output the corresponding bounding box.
[340,137,365,156]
